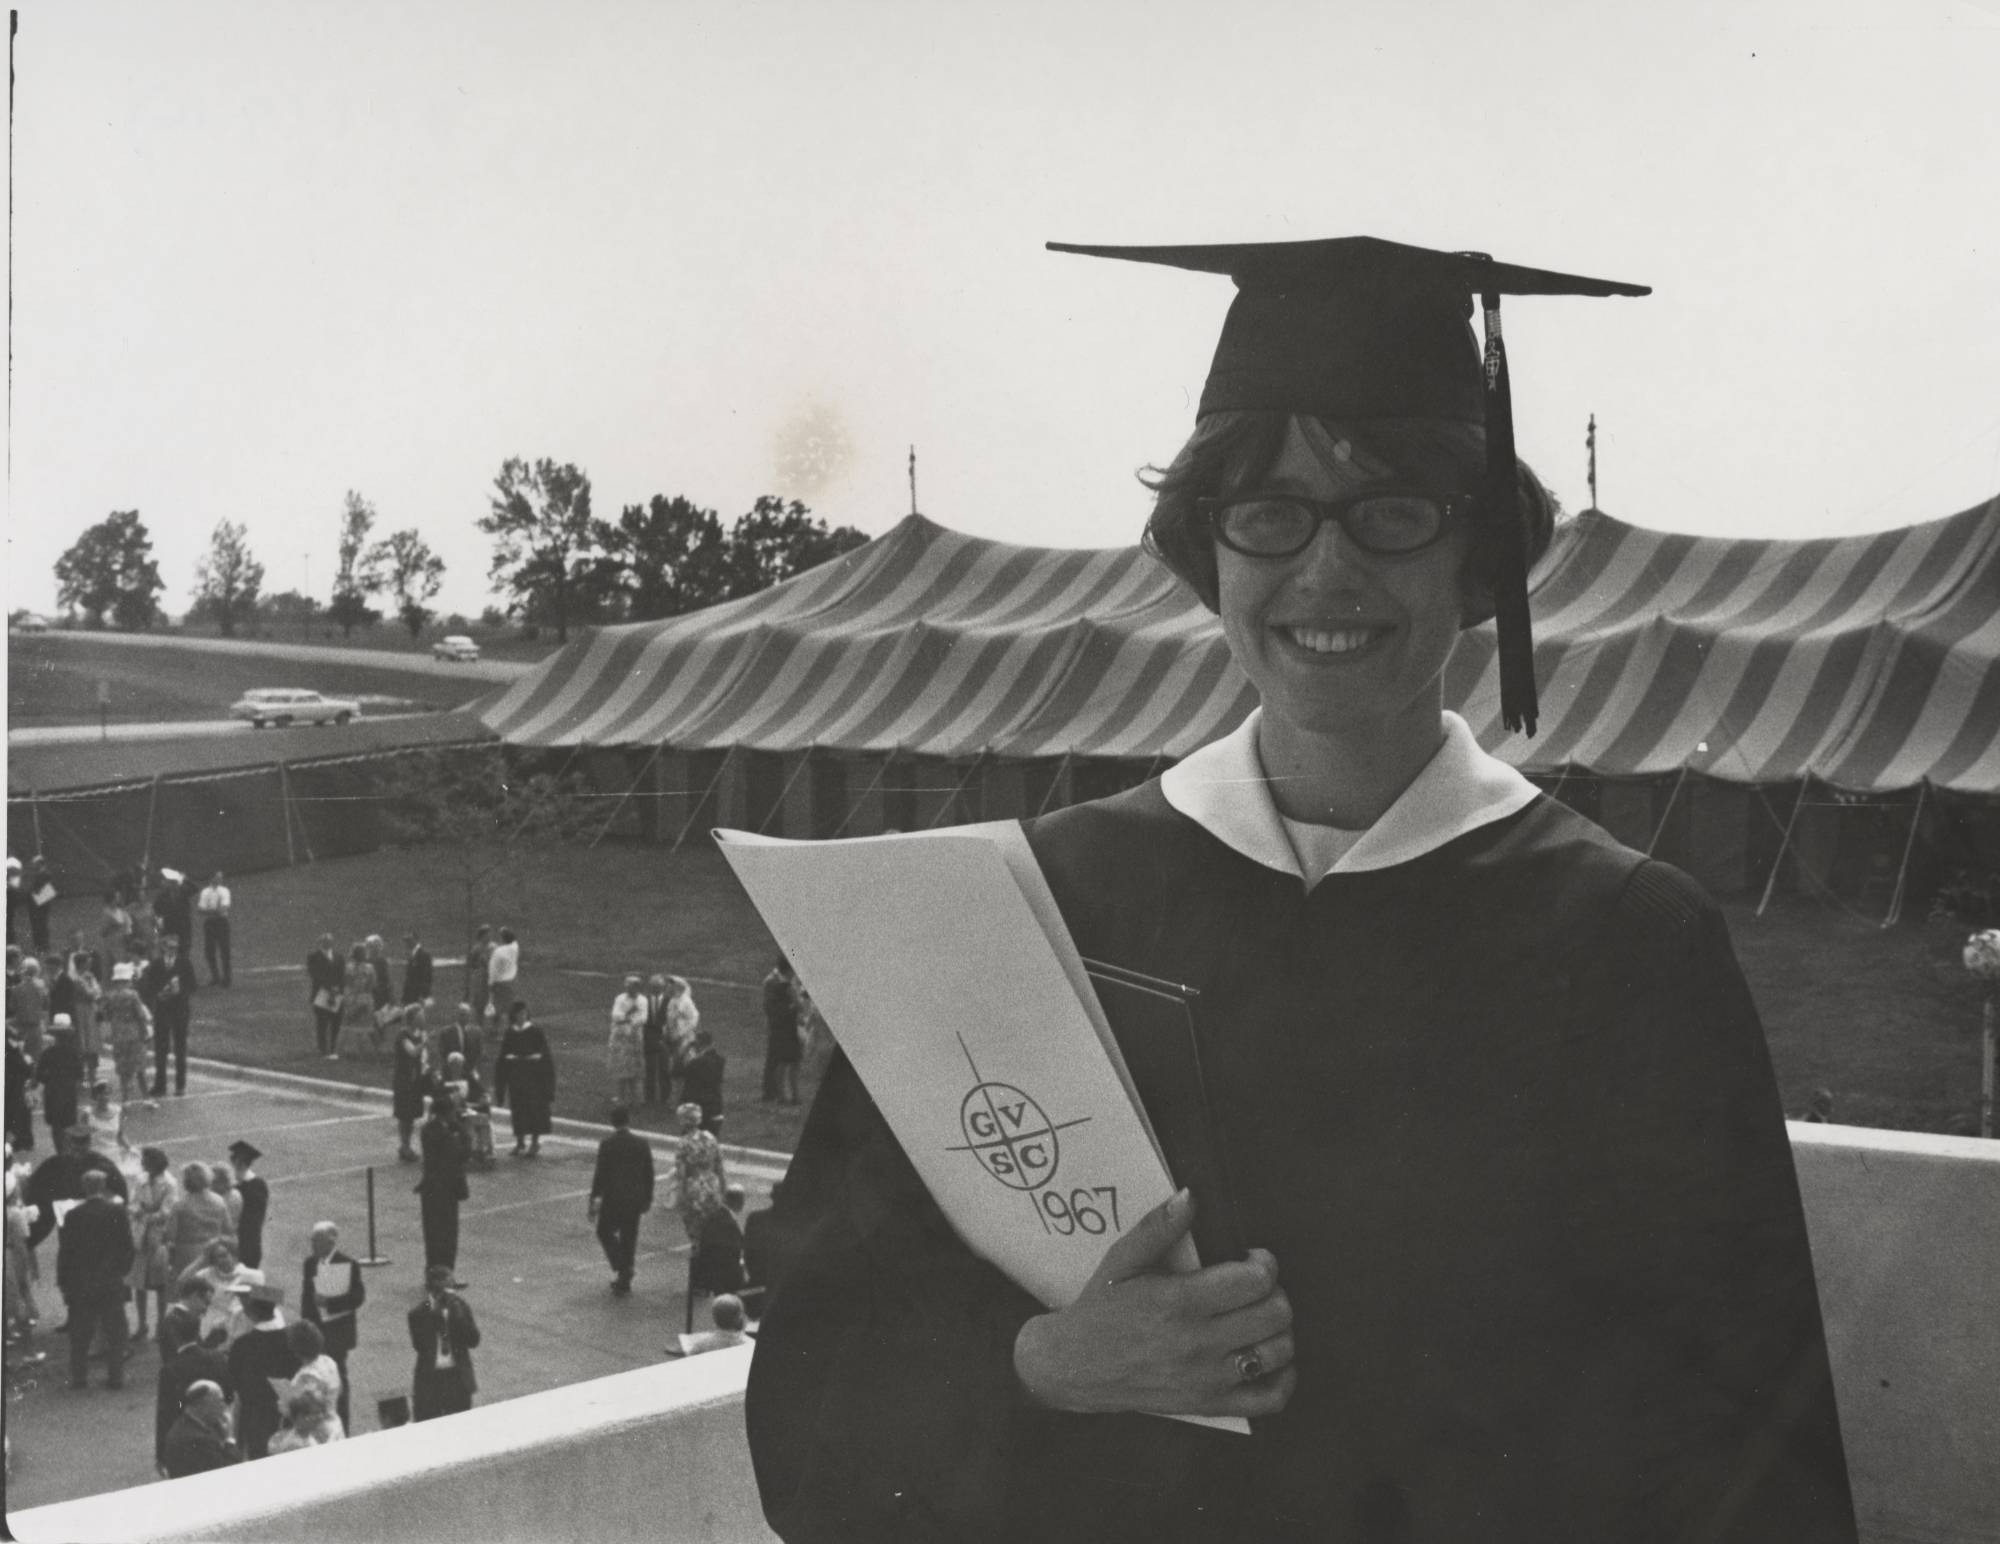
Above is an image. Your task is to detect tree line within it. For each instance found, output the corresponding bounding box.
[46,458,871,642]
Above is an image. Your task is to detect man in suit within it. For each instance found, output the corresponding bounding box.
[300,1220,365,1431]
[678,1028,726,1135]
[306,933,344,1058]
[641,974,670,1108]
[435,1001,484,1086]
[225,1283,299,1459]
[416,1095,468,1278]
[401,931,434,1008]
[141,933,199,1097]
[228,1140,270,1270]
[162,1380,240,1477]
[408,1265,480,1421]
[56,1169,135,1388]
[588,1105,655,1294]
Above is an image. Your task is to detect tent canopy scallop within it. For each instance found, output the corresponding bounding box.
[478,499,2000,794]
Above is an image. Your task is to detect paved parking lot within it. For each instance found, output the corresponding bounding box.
[4,1065,786,1511]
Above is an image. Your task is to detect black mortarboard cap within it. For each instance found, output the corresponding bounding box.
[1048,236,1650,734]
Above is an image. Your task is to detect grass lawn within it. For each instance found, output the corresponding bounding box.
[31,844,1993,1150]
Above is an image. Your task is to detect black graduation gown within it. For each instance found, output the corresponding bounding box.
[235,1176,270,1270]
[745,784,1856,1544]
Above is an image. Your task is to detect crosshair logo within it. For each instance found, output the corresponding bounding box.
[944,1035,1090,1193]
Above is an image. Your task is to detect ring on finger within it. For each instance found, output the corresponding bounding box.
[1233,1348,1264,1384]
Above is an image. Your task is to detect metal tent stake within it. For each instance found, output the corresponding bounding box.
[356,1166,391,1266]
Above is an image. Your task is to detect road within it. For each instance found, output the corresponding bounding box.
[11,628,533,685]
[9,712,435,747]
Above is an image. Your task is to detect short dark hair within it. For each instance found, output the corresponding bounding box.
[609,1105,631,1128]
[1140,411,1558,621]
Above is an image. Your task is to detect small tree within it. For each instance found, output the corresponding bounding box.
[599,494,733,620]
[478,458,602,643]
[724,496,870,599]
[260,589,321,639]
[370,528,446,638]
[54,510,165,630]
[189,519,266,637]
[376,745,596,994]
[329,491,383,638]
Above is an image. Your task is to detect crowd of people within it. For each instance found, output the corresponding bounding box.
[4,855,838,1499]
[7,861,230,1135]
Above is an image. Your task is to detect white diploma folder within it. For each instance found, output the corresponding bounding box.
[715,821,1200,1309]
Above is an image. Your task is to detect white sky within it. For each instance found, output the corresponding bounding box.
[6,0,1998,618]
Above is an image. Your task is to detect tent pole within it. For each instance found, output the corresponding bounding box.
[832,751,893,839]
[589,742,669,850]
[278,761,297,867]
[758,749,814,836]
[141,773,163,877]
[1756,778,1812,918]
[671,745,735,853]
[1880,782,1928,929]
[29,787,44,856]
[1035,751,1075,818]
[1645,764,1689,856]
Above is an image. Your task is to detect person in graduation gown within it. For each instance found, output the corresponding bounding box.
[745,238,1857,1544]
[227,1140,270,1271]
[493,1000,554,1157]
[224,1283,300,1459]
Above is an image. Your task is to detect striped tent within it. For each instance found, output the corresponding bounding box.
[479,496,2000,794]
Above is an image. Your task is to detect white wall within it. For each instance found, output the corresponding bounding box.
[16,1128,2000,1544]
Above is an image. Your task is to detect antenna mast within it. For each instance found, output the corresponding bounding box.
[1586,414,1598,510]
[908,445,918,515]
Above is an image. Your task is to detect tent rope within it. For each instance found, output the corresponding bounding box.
[1645,764,1690,856]
[833,751,895,839]
[588,741,670,850]
[757,750,816,835]
[1034,751,1075,818]
[1880,781,1928,929]
[926,753,987,829]
[672,745,736,852]
[1756,778,1812,917]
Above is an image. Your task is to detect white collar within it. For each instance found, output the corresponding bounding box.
[1160,708,1538,884]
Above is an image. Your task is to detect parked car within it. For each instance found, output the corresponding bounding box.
[432,634,481,661]
[229,688,362,728]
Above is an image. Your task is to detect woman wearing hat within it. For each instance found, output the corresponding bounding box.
[747,240,1855,1541]
[102,962,154,1110]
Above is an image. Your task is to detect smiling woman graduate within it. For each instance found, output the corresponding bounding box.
[745,238,1857,1544]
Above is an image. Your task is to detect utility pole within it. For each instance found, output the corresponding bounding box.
[1586,414,1599,510]
[909,445,918,516]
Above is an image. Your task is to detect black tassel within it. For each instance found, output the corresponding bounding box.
[1479,289,1538,737]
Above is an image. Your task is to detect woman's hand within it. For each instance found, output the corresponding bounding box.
[1012,1189,1296,1421]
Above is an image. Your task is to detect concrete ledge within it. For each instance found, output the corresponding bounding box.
[9,1347,774,1544]
[14,1125,2000,1543]
[1788,1124,2000,1544]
